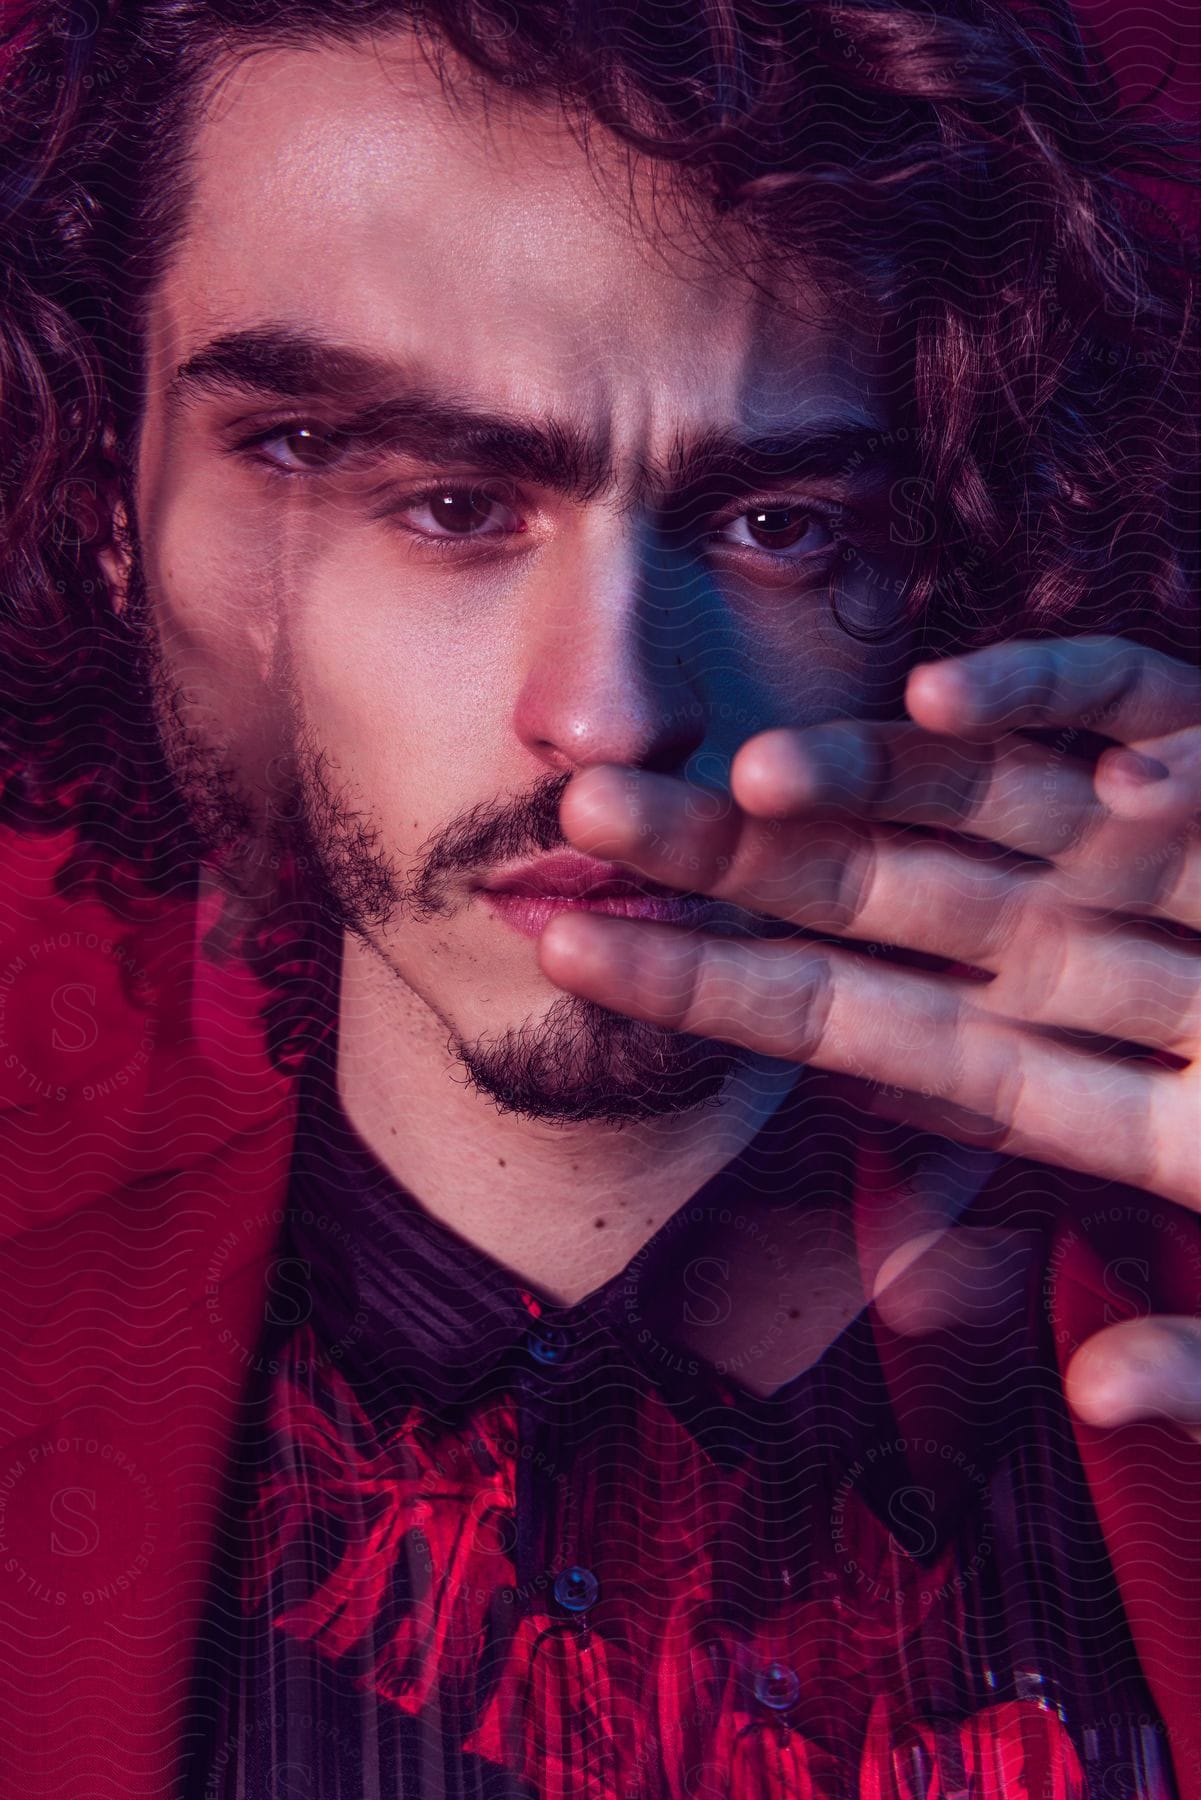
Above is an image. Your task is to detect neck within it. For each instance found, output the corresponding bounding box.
[334,930,801,1304]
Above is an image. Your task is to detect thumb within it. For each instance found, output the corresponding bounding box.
[1065,1316,1201,1440]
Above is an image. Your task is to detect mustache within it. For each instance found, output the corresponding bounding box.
[407,772,573,914]
[309,761,766,946]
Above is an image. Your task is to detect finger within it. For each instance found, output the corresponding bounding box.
[734,719,1201,920]
[563,761,1022,937]
[729,722,1103,858]
[905,636,1201,744]
[977,910,1201,1054]
[538,913,1196,1207]
[563,750,1096,906]
[563,771,1201,1051]
[741,713,1201,925]
[569,733,1201,937]
[1065,1317,1201,1441]
[1096,725,1201,814]
[1094,726,1201,928]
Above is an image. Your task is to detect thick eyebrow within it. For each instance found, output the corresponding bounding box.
[169,324,896,507]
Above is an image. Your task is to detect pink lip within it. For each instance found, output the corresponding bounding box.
[475,889,713,943]
[479,853,704,939]
[484,853,684,901]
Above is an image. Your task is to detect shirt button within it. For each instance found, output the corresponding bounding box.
[754,1661,800,1712]
[1014,1666,1067,1720]
[526,1324,572,1366]
[553,1565,599,1613]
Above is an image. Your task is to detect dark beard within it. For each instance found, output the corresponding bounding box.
[128,549,741,1124]
[455,991,738,1124]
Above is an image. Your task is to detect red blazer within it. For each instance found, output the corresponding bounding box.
[0,825,1198,1798]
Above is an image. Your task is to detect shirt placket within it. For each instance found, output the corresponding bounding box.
[513,1299,625,1794]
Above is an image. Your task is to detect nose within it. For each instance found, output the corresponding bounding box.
[512,519,710,778]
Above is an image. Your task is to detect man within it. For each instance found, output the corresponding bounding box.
[0,0,1197,1794]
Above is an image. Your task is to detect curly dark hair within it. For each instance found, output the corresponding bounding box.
[0,0,1196,1059]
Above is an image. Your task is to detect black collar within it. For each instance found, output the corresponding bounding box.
[277,1044,896,1471]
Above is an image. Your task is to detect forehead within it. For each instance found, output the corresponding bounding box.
[147,32,882,430]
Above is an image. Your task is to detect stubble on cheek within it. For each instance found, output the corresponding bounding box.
[144,610,405,938]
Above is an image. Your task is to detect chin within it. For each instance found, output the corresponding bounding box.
[451,991,741,1126]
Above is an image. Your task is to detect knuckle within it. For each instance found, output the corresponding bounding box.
[824,828,875,931]
[1013,902,1073,1015]
[766,949,835,1061]
[974,1032,1026,1134]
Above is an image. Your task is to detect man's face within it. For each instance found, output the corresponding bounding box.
[131,31,913,1119]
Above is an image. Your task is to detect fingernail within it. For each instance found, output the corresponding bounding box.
[1105,749,1169,785]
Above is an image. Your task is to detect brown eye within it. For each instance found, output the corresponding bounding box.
[728,506,833,556]
[256,426,347,471]
[395,483,524,541]
[425,488,508,534]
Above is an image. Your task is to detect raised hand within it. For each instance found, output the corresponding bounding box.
[539,635,1201,1431]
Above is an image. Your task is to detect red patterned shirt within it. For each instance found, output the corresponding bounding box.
[181,1050,1178,1799]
